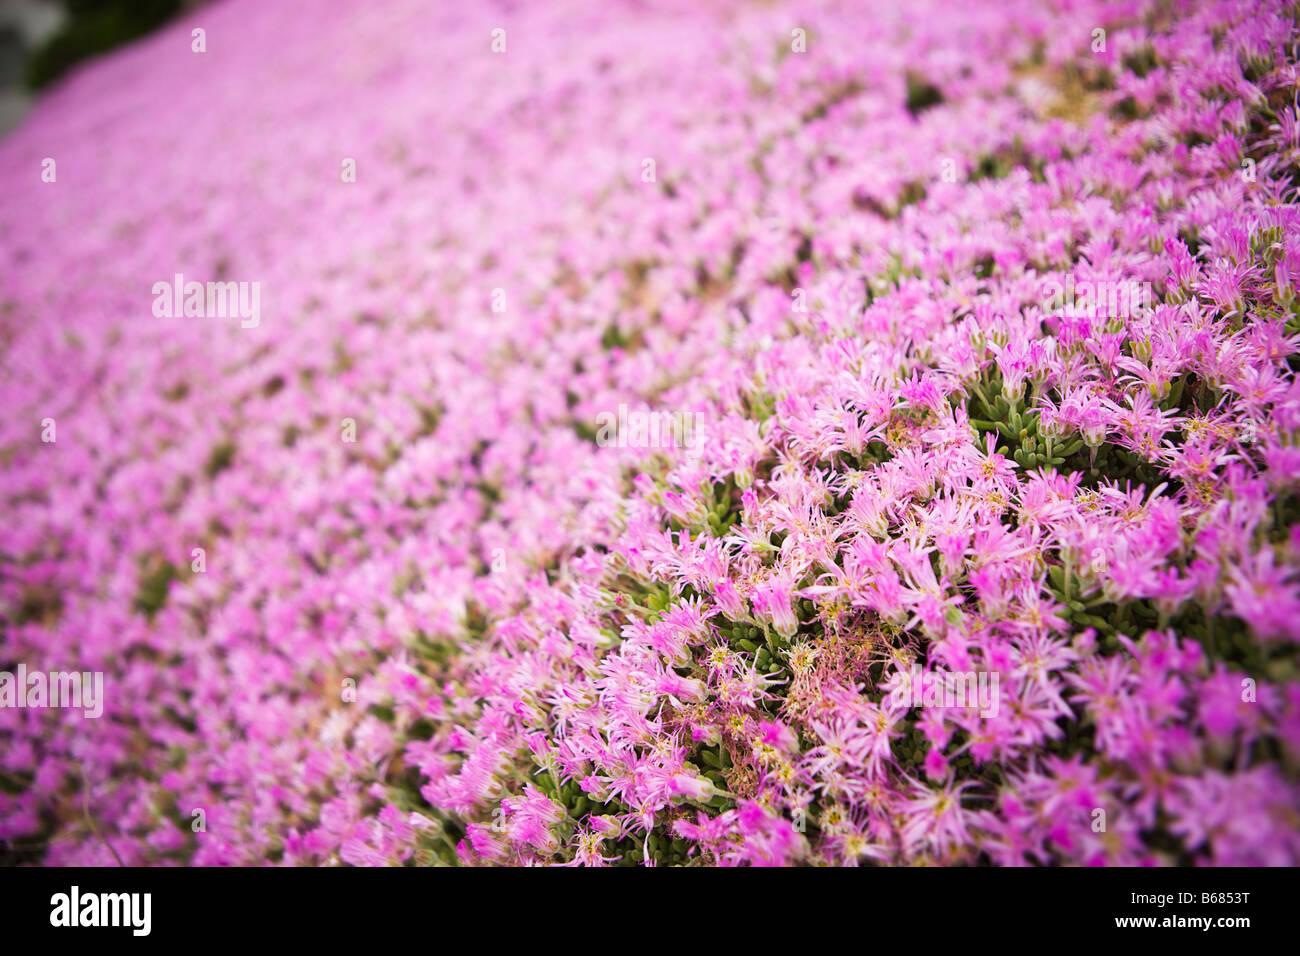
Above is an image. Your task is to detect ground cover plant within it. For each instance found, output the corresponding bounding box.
[1,0,1299,866]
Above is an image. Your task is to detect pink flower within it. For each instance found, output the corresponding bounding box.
[751,576,799,638]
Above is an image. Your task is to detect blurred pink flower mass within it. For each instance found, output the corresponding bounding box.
[2,0,1300,866]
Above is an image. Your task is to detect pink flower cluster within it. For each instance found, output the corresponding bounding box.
[1,0,1299,866]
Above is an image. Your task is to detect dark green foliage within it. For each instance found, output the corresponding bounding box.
[26,1,185,90]
[904,71,944,116]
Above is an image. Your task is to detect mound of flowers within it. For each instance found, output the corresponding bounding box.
[1,0,1299,866]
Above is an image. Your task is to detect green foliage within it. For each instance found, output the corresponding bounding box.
[26,1,185,91]
[904,71,944,116]
[133,555,179,619]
